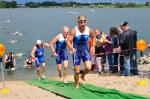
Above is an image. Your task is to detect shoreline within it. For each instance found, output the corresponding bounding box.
[0,64,150,99]
[0,73,150,99]
[20,6,150,8]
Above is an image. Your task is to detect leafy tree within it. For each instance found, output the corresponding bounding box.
[126,2,137,7]
[0,1,6,8]
[0,1,17,8]
[114,2,126,8]
[25,2,39,8]
[11,1,17,8]
[145,2,150,6]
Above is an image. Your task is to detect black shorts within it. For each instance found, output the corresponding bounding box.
[5,62,14,69]
[95,46,105,57]
[95,46,106,64]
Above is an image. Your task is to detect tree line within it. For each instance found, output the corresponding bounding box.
[0,1,150,8]
[0,1,17,8]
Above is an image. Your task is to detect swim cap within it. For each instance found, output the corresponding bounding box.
[36,40,42,45]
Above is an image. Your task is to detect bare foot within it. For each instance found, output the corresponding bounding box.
[38,77,40,80]
[42,74,46,79]
[80,75,86,84]
[59,73,62,78]
[63,79,68,84]
[75,84,79,88]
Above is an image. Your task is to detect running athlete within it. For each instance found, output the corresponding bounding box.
[67,16,96,88]
[31,40,49,80]
[50,26,69,83]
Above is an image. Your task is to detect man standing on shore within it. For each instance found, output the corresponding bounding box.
[50,26,69,83]
[120,22,138,76]
[67,15,96,88]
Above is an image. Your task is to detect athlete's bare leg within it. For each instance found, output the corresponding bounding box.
[57,64,62,78]
[81,61,91,83]
[63,60,68,83]
[74,66,80,88]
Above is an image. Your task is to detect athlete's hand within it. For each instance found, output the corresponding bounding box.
[90,46,95,54]
[52,52,58,57]
[33,58,37,63]
[90,49,95,55]
[71,48,76,54]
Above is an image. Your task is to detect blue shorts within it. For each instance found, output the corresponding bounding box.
[56,52,68,64]
[72,48,91,66]
[35,57,45,67]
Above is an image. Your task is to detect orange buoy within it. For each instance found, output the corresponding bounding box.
[136,39,147,52]
[0,43,6,56]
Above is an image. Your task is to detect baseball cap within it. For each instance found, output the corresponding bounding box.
[121,21,129,26]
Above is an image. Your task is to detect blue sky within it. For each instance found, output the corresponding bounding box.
[6,0,150,4]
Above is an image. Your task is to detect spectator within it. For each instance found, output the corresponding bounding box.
[104,33,113,73]
[120,22,138,76]
[95,29,106,74]
[109,27,120,73]
[118,24,125,75]
[4,52,16,71]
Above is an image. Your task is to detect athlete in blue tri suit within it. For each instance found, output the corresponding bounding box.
[67,16,96,88]
[50,26,69,83]
[31,40,49,80]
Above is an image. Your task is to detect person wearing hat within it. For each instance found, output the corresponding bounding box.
[120,21,138,76]
[31,40,49,80]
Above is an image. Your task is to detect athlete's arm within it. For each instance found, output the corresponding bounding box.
[31,46,37,60]
[89,28,96,47]
[49,35,59,53]
[89,28,96,53]
[66,28,76,53]
[42,41,49,48]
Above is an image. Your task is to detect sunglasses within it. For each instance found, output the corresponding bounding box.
[79,20,86,23]
[64,32,69,33]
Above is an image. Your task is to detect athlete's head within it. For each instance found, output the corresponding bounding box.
[62,26,69,38]
[36,40,42,47]
[77,15,86,30]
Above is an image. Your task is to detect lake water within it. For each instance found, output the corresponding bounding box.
[0,8,150,81]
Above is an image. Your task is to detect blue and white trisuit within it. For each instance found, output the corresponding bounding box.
[35,46,45,67]
[73,26,91,66]
[55,33,68,64]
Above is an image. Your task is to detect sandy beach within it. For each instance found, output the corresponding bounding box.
[1,74,150,99]
[0,81,65,99]
[0,64,150,99]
